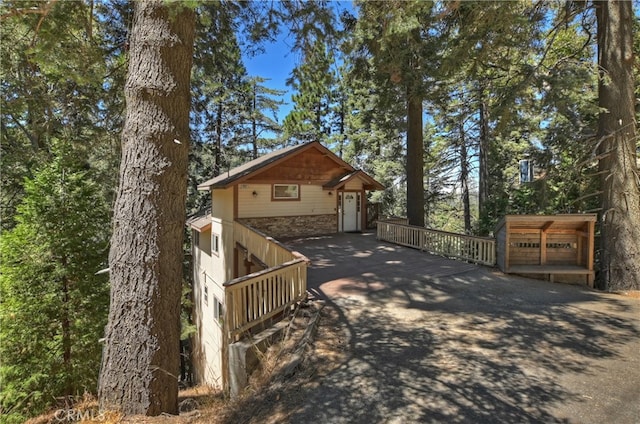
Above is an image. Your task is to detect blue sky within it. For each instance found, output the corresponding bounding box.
[242,1,355,124]
[243,30,298,123]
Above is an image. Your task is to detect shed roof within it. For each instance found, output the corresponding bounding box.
[495,214,597,233]
[187,214,212,232]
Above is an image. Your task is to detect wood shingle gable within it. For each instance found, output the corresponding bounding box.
[196,141,381,191]
[323,170,385,191]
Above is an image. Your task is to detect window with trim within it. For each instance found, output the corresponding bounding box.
[273,184,299,200]
[212,233,220,255]
[213,297,223,324]
[203,284,209,306]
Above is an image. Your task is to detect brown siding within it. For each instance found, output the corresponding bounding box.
[495,214,597,286]
[345,179,362,190]
[245,148,349,184]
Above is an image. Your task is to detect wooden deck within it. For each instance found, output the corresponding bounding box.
[285,231,484,299]
[507,265,595,284]
[268,231,640,424]
[226,221,309,341]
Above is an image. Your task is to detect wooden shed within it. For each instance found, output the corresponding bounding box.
[495,214,597,286]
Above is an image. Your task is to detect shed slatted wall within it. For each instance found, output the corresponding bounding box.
[495,214,597,287]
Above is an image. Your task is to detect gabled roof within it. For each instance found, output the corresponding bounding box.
[197,143,308,190]
[323,170,385,191]
[197,141,382,191]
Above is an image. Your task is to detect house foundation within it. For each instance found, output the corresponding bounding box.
[228,320,289,398]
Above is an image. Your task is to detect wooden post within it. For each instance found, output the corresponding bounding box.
[505,222,511,272]
[222,290,230,393]
[540,230,547,265]
[577,228,583,266]
[587,220,595,287]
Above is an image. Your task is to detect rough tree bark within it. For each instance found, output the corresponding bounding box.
[459,122,471,234]
[595,0,640,290]
[252,82,258,160]
[478,86,490,235]
[406,90,425,227]
[215,101,223,176]
[98,1,195,416]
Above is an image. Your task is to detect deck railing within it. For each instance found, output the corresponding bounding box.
[233,221,298,267]
[225,221,308,340]
[224,258,307,340]
[377,219,496,266]
[382,217,409,225]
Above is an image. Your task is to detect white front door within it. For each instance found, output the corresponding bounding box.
[341,192,359,232]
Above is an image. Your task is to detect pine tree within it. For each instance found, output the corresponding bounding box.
[595,0,640,290]
[341,54,405,217]
[241,76,285,158]
[0,141,110,423]
[0,0,125,230]
[191,2,248,177]
[98,1,195,415]
[351,0,446,226]
[188,3,282,215]
[283,39,336,143]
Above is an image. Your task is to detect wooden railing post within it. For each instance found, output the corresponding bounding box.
[225,221,310,341]
[376,219,496,266]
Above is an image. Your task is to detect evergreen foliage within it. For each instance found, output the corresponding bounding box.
[0,142,110,423]
[281,1,343,146]
[1,1,638,417]
[187,2,285,216]
[0,0,124,230]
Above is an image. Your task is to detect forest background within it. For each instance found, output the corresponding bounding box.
[0,1,638,422]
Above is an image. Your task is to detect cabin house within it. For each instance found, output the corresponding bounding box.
[188,141,383,391]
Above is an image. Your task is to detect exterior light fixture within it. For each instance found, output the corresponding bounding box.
[252,190,258,197]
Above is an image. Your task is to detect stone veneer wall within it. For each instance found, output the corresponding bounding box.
[239,214,337,239]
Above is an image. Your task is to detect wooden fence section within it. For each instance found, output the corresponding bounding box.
[234,220,298,267]
[223,258,307,340]
[377,220,496,266]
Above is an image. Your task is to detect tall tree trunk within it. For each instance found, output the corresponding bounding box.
[478,86,490,234]
[215,101,223,176]
[595,0,640,290]
[315,100,322,138]
[338,93,345,158]
[98,1,195,416]
[424,140,431,227]
[406,89,424,227]
[252,83,258,159]
[459,122,471,234]
[61,275,72,397]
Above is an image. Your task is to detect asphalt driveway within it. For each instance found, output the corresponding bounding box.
[282,232,640,424]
